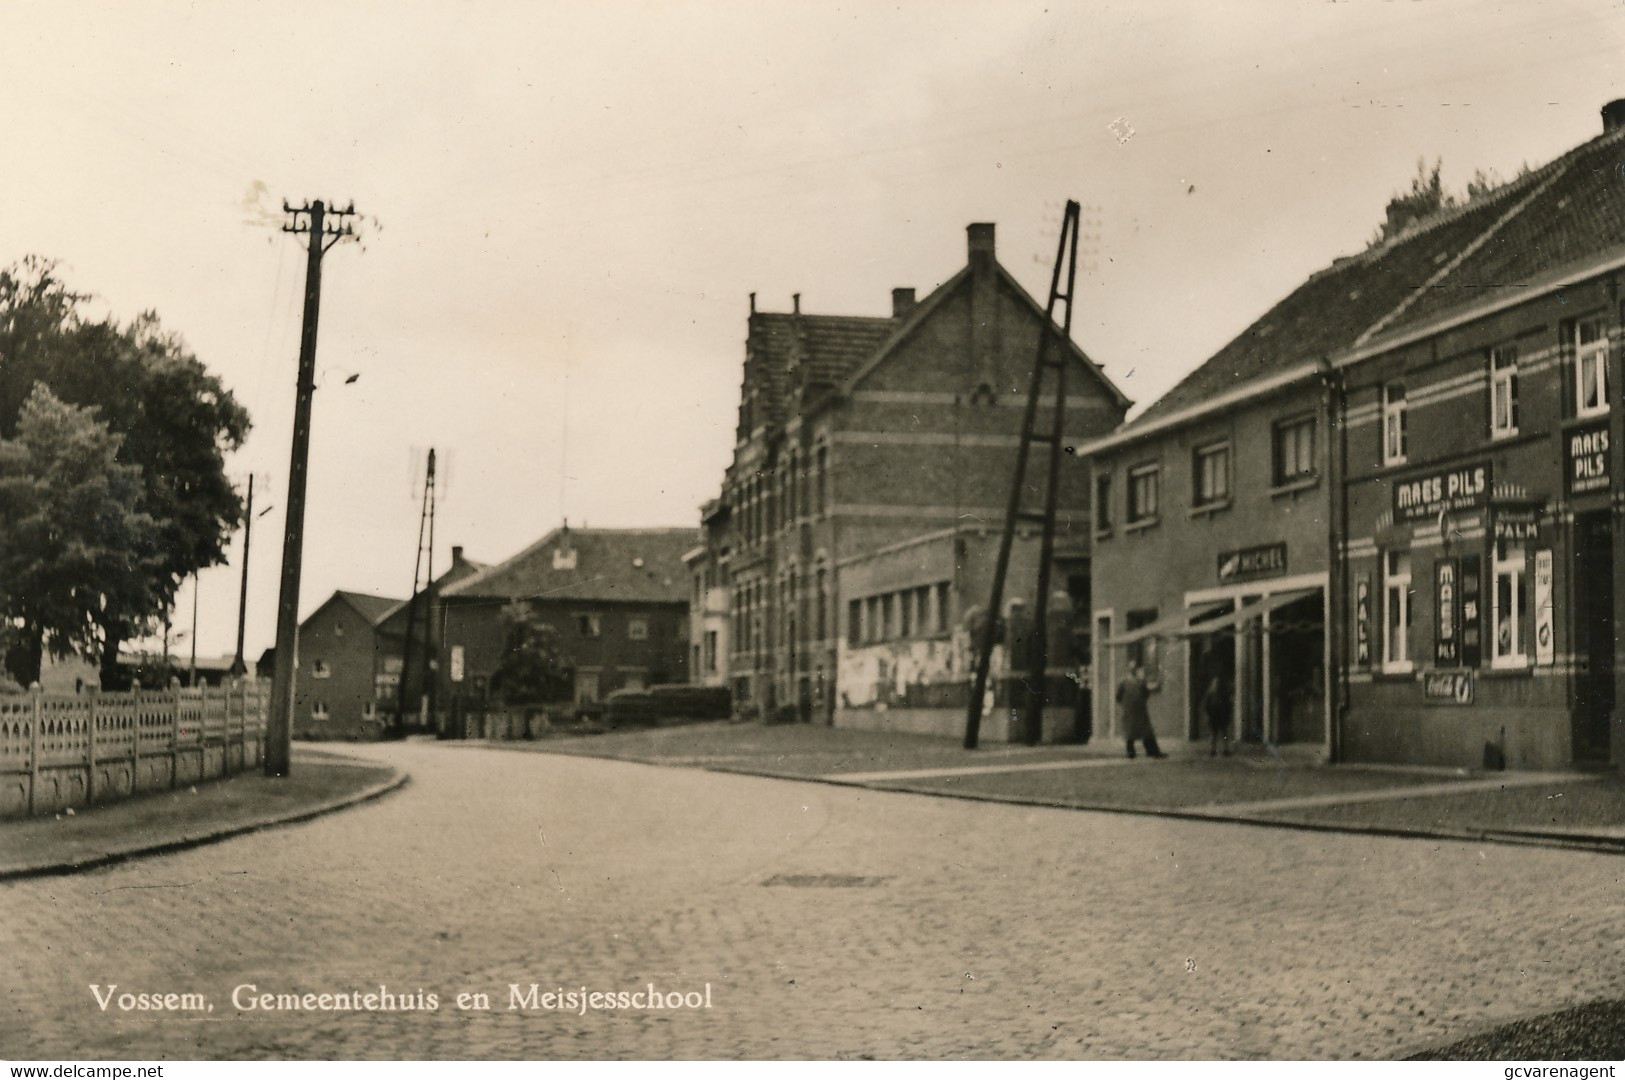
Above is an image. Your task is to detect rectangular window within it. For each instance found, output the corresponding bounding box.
[1274,415,1317,485]
[934,582,950,633]
[1128,464,1160,524]
[1576,318,1608,417]
[898,591,912,638]
[1193,443,1230,507]
[848,599,862,647]
[311,659,332,680]
[1492,542,1528,668]
[311,700,329,720]
[880,594,894,640]
[1094,472,1113,533]
[704,630,718,673]
[1490,345,1519,438]
[576,613,602,638]
[1382,384,1407,465]
[1383,550,1413,673]
[628,617,649,641]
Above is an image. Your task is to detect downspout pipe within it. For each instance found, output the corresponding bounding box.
[1319,356,1348,765]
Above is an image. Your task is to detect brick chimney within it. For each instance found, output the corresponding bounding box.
[891,287,916,319]
[968,223,998,400]
[452,545,463,564]
[1605,99,1625,133]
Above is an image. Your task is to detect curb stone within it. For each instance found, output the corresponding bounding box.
[0,768,410,881]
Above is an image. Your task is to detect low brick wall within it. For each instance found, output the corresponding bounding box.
[0,681,268,817]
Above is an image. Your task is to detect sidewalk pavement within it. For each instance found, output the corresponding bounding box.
[0,747,406,879]
[484,720,1625,853]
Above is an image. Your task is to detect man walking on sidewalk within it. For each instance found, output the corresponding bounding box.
[1117,663,1165,759]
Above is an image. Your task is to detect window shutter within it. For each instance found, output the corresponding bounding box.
[1510,371,1519,431]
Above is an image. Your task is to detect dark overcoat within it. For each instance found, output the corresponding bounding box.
[1116,675,1153,741]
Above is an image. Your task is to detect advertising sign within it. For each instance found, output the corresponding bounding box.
[1354,576,1372,667]
[1565,420,1609,496]
[1459,554,1483,669]
[1218,543,1288,584]
[1492,506,1541,543]
[1424,671,1474,705]
[1434,558,1459,666]
[1393,461,1492,523]
[1534,549,1554,666]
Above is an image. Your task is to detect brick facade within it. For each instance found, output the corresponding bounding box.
[702,223,1129,739]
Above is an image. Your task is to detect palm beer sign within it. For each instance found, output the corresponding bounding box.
[1393,460,1491,523]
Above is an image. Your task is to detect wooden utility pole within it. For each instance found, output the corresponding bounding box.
[230,474,254,678]
[266,200,358,777]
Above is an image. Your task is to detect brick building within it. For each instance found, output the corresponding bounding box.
[291,590,403,740]
[697,223,1129,740]
[1085,101,1625,770]
[437,525,696,715]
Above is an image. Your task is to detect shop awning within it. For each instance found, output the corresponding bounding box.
[1104,601,1229,646]
[1169,587,1320,637]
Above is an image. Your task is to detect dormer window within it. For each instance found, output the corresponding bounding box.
[553,546,577,570]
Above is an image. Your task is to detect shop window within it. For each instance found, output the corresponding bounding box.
[1094,472,1113,533]
[1127,464,1160,524]
[1492,542,1529,669]
[1575,318,1608,418]
[1490,345,1519,438]
[628,617,649,641]
[1274,415,1317,485]
[1193,443,1230,507]
[1382,384,1407,466]
[1383,550,1413,674]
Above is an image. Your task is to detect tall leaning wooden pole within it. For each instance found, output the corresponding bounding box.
[266,199,357,776]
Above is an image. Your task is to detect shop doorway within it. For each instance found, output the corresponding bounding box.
[1187,602,1236,740]
[1573,511,1613,763]
[1269,591,1325,744]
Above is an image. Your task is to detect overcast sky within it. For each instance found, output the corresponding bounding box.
[4,0,1624,661]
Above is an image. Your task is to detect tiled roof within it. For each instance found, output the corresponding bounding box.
[334,590,405,624]
[442,527,699,604]
[1123,124,1625,433]
[743,310,896,430]
[374,552,491,631]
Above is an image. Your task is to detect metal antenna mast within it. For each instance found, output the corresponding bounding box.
[964,200,1082,749]
[395,448,437,736]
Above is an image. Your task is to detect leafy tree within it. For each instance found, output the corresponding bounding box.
[0,259,249,687]
[1372,157,1456,247]
[0,385,160,685]
[488,601,572,704]
[1369,158,1536,248]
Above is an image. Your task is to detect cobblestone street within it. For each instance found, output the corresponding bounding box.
[3,741,1622,1060]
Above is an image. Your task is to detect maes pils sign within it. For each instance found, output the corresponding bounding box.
[1393,461,1492,523]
